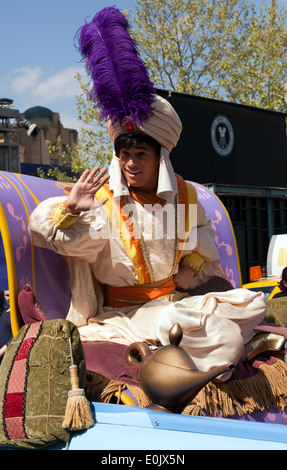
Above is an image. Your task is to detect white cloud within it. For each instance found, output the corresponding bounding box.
[33,66,82,103]
[7,65,85,105]
[4,65,89,133]
[10,67,43,94]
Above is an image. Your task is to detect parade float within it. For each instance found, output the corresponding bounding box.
[0,170,286,450]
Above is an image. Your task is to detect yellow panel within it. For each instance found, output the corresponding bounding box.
[0,203,21,336]
[114,391,137,406]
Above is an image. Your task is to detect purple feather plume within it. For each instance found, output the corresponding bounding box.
[77,7,155,128]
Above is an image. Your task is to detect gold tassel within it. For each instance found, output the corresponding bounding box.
[62,364,94,431]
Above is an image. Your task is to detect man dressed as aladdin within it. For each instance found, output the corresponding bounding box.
[29,7,266,382]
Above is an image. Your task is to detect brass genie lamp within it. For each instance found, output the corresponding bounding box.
[126,323,234,413]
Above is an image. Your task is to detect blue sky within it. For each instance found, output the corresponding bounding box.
[1,0,136,132]
[1,0,286,134]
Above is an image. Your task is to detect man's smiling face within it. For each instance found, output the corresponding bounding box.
[119,142,160,193]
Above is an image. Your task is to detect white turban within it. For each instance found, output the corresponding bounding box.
[108,95,182,201]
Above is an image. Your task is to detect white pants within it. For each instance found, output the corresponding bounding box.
[78,288,266,382]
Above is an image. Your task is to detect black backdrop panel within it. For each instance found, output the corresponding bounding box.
[157,90,287,187]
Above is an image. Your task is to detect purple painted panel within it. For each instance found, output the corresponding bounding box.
[0,171,72,319]
[189,181,241,288]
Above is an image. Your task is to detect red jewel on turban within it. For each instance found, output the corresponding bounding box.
[121,116,137,133]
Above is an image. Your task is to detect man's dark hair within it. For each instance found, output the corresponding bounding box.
[114,133,161,157]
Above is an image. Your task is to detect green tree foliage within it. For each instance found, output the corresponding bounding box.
[132,0,287,112]
[221,0,287,111]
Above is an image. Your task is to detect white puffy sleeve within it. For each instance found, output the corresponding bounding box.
[28,196,108,263]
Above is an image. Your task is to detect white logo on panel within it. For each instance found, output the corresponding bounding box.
[211,115,234,157]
